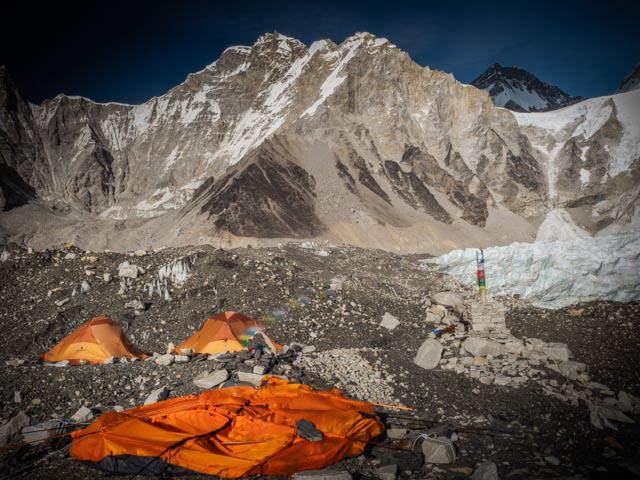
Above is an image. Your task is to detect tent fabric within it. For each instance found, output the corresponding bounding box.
[70,377,384,478]
[174,311,281,355]
[40,316,147,365]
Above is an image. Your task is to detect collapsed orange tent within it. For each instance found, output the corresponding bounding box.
[40,316,147,365]
[71,377,384,478]
[174,311,281,355]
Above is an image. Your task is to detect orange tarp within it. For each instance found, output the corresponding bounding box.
[70,377,384,478]
[40,316,147,365]
[174,311,281,355]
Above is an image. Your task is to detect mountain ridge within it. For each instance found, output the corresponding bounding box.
[1,32,638,253]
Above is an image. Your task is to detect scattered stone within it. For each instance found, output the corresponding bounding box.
[375,464,398,480]
[71,406,94,423]
[421,435,456,463]
[14,391,21,403]
[144,386,170,405]
[118,261,139,279]
[174,355,190,363]
[542,342,570,362]
[371,445,423,471]
[380,312,400,330]
[237,371,264,386]
[544,455,561,465]
[194,369,229,389]
[471,460,499,480]
[431,291,463,313]
[618,391,640,414]
[558,360,587,380]
[414,339,443,370]
[463,337,502,357]
[5,358,25,367]
[125,299,145,311]
[301,345,316,354]
[253,365,267,375]
[387,428,408,440]
[54,298,70,307]
[80,280,91,293]
[103,273,112,283]
[154,354,174,366]
[64,252,76,260]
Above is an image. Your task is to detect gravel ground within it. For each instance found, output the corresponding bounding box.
[1,243,639,480]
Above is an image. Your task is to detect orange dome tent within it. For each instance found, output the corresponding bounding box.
[40,316,147,365]
[70,377,384,478]
[174,311,281,355]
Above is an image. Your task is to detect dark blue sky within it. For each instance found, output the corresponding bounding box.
[2,0,638,104]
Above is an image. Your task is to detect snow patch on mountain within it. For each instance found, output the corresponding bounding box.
[535,209,589,242]
[427,230,640,308]
[514,89,640,177]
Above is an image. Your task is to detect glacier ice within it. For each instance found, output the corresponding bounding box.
[426,231,640,309]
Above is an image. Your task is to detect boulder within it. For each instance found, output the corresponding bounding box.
[413,339,443,370]
[193,369,229,389]
[431,292,463,313]
[71,406,94,422]
[144,386,170,405]
[542,342,570,362]
[118,261,139,279]
[174,355,190,363]
[463,337,503,357]
[421,435,456,463]
[0,411,29,447]
[380,312,399,330]
[558,360,587,380]
[154,354,174,366]
[618,391,640,414]
[471,461,499,480]
[375,464,398,480]
[22,419,60,445]
[238,372,264,386]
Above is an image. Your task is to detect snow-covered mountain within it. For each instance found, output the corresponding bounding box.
[0,33,638,253]
[471,63,582,112]
[617,64,640,93]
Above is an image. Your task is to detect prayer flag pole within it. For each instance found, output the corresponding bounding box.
[476,249,486,303]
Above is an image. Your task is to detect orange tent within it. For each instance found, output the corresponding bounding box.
[70,377,384,478]
[174,311,281,355]
[40,316,147,365]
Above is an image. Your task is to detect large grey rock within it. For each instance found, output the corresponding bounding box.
[154,354,174,366]
[22,420,60,445]
[118,261,139,279]
[431,292,463,313]
[71,406,94,423]
[413,339,443,370]
[558,360,587,380]
[618,391,640,414]
[471,460,499,480]
[380,312,399,330]
[194,369,229,389]
[542,342,570,362]
[238,371,265,386]
[0,411,29,447]
[463,337,503,357]
[144,386,170,405]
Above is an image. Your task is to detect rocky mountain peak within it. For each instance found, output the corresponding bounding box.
[471,63,582,112]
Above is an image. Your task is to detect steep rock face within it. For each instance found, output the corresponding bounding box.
[472,63,582,112]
